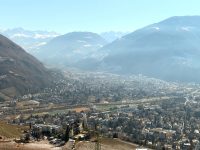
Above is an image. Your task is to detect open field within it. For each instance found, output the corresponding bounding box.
[96,96,171,106]
[0,141,62,150]
[72,107,90,113]
[0,121,28,139]
[34,106,89,115]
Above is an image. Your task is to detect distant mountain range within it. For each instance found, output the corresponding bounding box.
[97,16,200,82]
[0,34,52,100]
[0,28,129,53]
[3,16,200,83]
[35,32,107,69]
[0,27,59,54]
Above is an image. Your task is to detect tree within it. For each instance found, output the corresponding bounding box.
[65,125,70,142]
[137,104,144,110]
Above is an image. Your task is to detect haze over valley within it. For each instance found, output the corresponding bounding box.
[1,0,200,149]
[2,16,200,83]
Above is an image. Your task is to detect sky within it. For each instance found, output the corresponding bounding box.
[0,0,200,34]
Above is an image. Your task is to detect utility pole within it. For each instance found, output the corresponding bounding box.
[95,133,101,150]
[94,123,101,150]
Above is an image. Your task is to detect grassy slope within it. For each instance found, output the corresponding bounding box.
[76,138,138,150]
[0,122,28,138]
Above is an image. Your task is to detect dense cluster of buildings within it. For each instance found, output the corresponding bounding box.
[5,94,200,149]
[18,72,183,104]
[2,72,200,149]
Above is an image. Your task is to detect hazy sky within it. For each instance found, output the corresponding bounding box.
[0,0,200,33]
